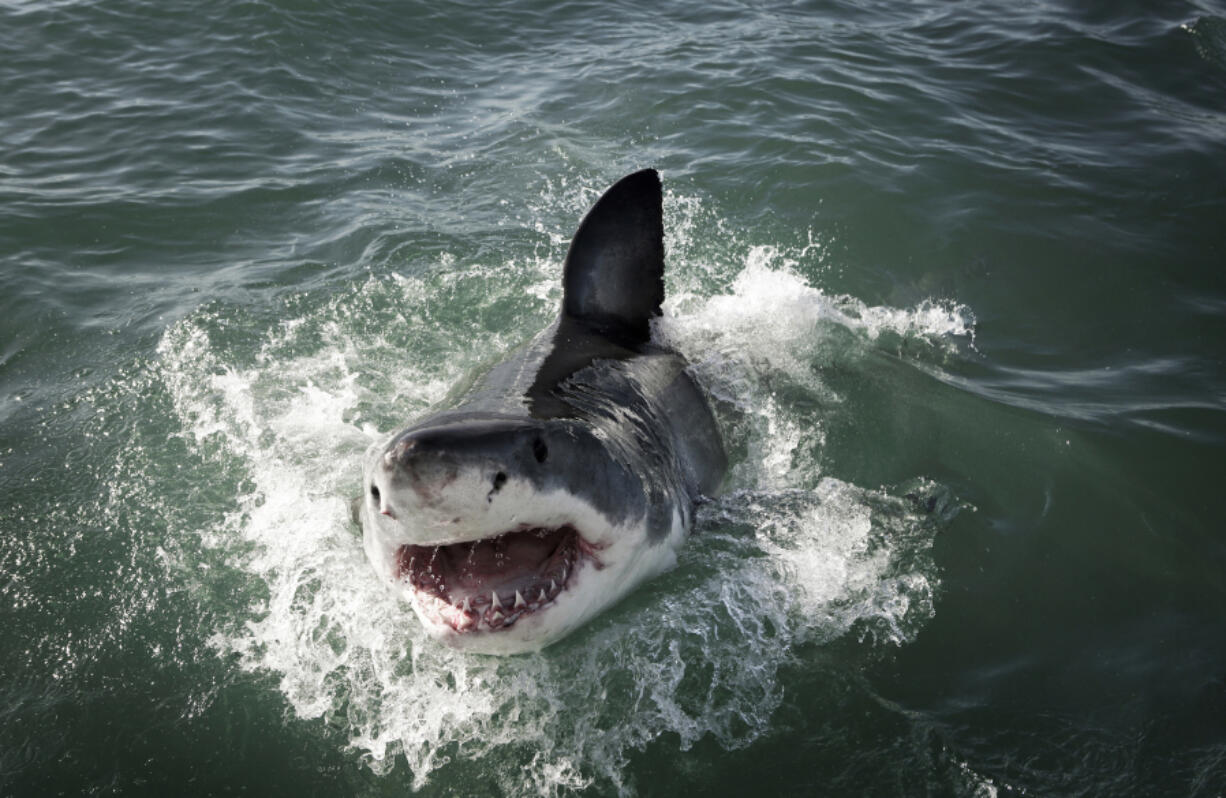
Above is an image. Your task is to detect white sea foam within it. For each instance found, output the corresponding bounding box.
[156,195,970,794]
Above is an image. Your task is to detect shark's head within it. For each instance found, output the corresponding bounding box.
[360,412,685,654]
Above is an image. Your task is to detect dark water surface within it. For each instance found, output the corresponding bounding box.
[3,1,1225,795]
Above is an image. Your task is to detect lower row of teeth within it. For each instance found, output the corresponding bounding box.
[421,576,565,630]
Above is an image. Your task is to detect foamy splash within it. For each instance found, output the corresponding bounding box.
[155,188,971,794]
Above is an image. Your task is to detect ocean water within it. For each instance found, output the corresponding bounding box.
[2,0,1225,795]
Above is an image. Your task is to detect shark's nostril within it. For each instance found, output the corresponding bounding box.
[371,483,396,518]
[532,438,548,463]
[486,471,508,504]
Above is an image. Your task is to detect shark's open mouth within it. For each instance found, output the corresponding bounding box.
[396,525,598,632]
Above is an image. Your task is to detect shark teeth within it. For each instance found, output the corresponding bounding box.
[440,574,573,631]
[401,523,597,633]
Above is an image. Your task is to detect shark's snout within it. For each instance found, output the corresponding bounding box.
[381,438,461,509]
[368,417,557,538]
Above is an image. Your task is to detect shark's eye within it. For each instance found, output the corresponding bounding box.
[492,472,507,491]
[532,438,548,463]
[370,484,381,503]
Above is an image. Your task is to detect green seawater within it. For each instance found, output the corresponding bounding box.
[2,1,1225,795]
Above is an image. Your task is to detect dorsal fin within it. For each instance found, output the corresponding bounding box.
[561,169,664,344]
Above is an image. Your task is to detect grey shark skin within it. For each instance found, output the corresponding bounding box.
[360,170,726,654]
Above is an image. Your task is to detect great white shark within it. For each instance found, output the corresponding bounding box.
[359,169,726,654]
